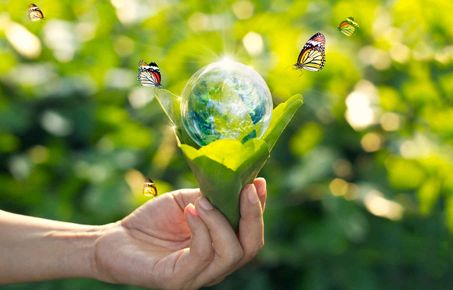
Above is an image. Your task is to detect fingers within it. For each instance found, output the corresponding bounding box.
[179,180,267,288]
[184,204,213,264]
[171,188,202,210]
[203,180,267,286]
[253,177,267,211]
[237,183,264,266]
[196,197,243,262]
[170,204,213,286]
[190,197,244,287]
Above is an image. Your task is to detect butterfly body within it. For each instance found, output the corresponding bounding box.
[294,32,326,72]
[338,17,359,36]
[143,177,158,197]
[28,3,44,21]
[138,60,162,87]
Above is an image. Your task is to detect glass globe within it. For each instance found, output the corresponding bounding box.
[180,59,273,146]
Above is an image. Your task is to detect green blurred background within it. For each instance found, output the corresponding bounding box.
[1,0,453,289]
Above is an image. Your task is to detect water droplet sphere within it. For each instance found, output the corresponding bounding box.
[180,59,273,146]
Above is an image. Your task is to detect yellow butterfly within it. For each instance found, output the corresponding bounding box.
[28,3,44,22]
[294,32,326,72]
[143,177,158,197]
[338,17,359,37]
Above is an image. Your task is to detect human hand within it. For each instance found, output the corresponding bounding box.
[93,178,267,289]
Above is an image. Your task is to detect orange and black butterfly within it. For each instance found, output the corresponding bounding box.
[338,17,359,36]
[27,3,44,21]
[294,32,326,72]
[143,177,158,197]
[137,60,162,87]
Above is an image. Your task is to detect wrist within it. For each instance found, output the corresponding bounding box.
[0,211,110,284]
[47,224,107,280]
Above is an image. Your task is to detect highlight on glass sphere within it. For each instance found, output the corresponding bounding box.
[180,58,273,146]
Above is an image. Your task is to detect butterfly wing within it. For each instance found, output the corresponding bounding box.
[143,177,158,197]
[338,17,359,36]
[137,60,162,87]
[295,32,326,72]
[138,70,158,87]
[338,22,355,36]
[150,70,161,86]
[296,47,325,71]
[28,4,44,21]
[346,17,359,28]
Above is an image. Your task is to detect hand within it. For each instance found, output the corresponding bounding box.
[93,178,267,289]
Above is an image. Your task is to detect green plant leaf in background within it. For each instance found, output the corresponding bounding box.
[179,94,303,228]
[152,87,199,147]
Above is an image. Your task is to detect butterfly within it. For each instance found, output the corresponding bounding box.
[27,3,44,21]
[294,32,326,72]
[338,17,359,36]
[137,60,162,87]
[143,177,158,197]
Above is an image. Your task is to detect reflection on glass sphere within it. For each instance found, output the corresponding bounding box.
[180,58,273,146]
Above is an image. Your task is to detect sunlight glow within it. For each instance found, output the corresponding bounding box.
[5,22,41,59]
[217,55,237,67]
[243,31,264,56]
[345,81,379,131]
[364,190,404,220]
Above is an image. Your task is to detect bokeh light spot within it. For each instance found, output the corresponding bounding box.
[361,132,383,152]
[5,22,41,59]
[364,190,404,220]
[380,112,401,131]
[242,31,264,56]
[329,178,349,197]
[345,81,379,131]
[232,0,254,19]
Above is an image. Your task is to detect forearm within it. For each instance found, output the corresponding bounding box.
[0,210,105,284]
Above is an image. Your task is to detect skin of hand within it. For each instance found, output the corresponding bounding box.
[93,177,267,289]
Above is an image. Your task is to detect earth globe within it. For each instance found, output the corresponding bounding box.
[180,58,273,146]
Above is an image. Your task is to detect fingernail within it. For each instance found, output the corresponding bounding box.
[246,185,259,204]
[186,203,198,216]
[199,197,214,211]
[256,178,267,198]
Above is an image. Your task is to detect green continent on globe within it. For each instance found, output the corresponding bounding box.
[181,59,273,146]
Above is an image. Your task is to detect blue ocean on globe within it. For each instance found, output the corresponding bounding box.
[180,59,273,146]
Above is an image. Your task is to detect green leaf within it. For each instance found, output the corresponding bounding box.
[180,138,269,227]
[263,94,304,151]
[179,95,303,228]
[152,87,199,148]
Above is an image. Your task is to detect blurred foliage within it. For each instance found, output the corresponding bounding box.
[1,0,453,289]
